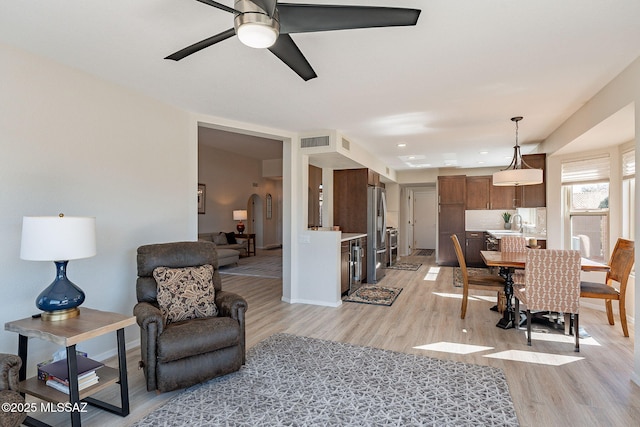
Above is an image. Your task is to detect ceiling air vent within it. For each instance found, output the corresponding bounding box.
[341,138,351,151]
[301,136,330,148]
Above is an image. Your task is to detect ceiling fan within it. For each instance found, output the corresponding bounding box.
[165,0,421,81]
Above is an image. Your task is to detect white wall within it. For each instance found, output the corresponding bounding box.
[0,43,195,372]
[198,145,263,231]
[542,56,640,385]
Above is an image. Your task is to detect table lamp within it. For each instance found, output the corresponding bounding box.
[233,210,247,233]
[20,214,96,321]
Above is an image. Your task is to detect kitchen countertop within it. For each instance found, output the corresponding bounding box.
[486,229,547,240]
[341,232,367,242]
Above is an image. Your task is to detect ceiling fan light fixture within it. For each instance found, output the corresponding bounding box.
[492,116,543,187]
[237,21,278,48]
[234,2,280,49]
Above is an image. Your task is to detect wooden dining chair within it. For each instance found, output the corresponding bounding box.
[514,249,582,351]
[580,238,634,337]
[451,234,505,319]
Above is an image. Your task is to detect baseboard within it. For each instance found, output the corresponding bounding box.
[580,300,635,325]
[282,296,342,307]
[91,337,141,363]
[263,243,283,250]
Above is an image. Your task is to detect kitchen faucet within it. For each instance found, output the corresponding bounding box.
[511,214,523,232]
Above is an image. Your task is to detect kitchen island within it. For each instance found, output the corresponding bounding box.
[486,230,547,249]
[291,230,366,307]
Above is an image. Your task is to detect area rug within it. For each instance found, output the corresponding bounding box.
[344,285,403,306]
[414,249,435,256]
[453,266,496,287]
[219,249,282,278]
[132,334,519,427]
[385,262,422,271]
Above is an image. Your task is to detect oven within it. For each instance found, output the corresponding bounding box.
[485,234,499,251]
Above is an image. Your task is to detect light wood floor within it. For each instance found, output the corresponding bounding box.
[31,253,639,426]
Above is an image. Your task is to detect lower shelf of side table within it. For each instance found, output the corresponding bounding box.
[19,366,120,403]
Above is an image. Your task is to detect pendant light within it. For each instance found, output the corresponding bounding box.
[492,116,543,186]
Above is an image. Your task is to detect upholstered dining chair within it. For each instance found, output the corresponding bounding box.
[514,249,582,351]
[580,238,634,337]
[0,353,26,427]
[451,234,505,319]
[500,235,527,285]
[134,241,248,392]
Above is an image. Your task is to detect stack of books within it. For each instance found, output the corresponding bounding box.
[38,355,104,395]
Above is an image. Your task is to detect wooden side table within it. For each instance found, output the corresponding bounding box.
[236,233,256,256]
[4,307,136,427]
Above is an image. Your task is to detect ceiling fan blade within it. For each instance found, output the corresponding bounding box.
[252,0,277,17]
[165,28,236,61]
[277,4,420,34]
[268,34,317,81]
[194,0,239,14]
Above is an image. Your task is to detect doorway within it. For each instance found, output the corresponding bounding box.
[413,188,437,250]
[247,194,264,248]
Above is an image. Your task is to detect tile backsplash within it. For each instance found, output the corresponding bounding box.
[465,208,547,235]
[465,210,515,230]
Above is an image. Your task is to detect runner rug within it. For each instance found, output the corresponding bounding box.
[385,262,422,271]
[343,285,403,306]
[414,249,435,256]
[132,334,519,426]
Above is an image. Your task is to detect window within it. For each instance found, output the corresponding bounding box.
[622,149,635,240]
[562,156,610,263]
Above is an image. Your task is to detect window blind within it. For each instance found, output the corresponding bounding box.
[561,155,610,184]
[622,149,635,179]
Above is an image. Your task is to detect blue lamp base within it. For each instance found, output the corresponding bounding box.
[36,260,85,321]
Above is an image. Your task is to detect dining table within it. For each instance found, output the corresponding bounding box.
[480,250,610,329]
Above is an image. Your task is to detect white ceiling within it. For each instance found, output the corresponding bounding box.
[2,1,639,170]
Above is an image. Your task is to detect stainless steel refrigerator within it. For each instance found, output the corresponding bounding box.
[367,186,387,283]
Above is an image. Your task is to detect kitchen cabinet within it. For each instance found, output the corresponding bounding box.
[466,176,516,210]
[515,153,546,207]
[465,231,486,267]
[490,177,516,209]
[437,176,466,266]
[367,169,380,187]
[438,175,466,204]
[466,176,490,209]
[334,169,368,233]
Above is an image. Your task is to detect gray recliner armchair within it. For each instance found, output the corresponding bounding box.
[0,353,27,427]
[134,241,248,393]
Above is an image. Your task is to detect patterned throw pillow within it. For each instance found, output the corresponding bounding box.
[153,264,218,324]
[213,233,228,245]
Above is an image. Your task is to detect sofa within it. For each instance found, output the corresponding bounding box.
[199,232,248,257]
[0,353,27,427]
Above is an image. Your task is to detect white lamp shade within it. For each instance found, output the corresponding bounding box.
[237,22,278,48]
[493,168,543,186]
[233,210,248,221]
[21,216,96,261]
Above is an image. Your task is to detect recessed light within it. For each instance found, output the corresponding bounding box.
[397,143,407,148]
[408,156,416,160]
[479,151,489,155]
[478,161,485,164]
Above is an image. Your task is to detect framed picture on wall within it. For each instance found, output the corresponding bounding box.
[266,193,272,219]
[198,183,206,214]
